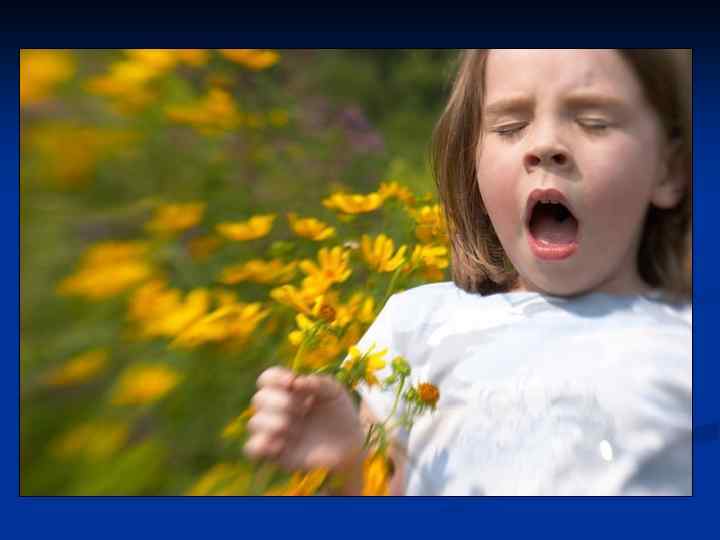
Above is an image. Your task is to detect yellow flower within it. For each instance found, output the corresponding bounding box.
[265,469,328,496]
[166,88,242,133]
[270,284,316,315]
[128,282,210,339]
[286,293,339,339]
[410,204,448,244]
[124,49,179,70]
[111,364,181,405]
[21,50,75,107]
[88,59,156,95]
[128,279,179,327]
[86,52,171,111]
[378,181,415,206]
[362,451,392,496]
[219,49,279,70]
[186,462,252,495]
[408,244,449,270]
[288,313,316,347]
[315,303,337,324]
[145,202,205,235]
[57,241,153,300]
[308,332,360,371]
[406,244,449,281]
[287,213,335,241]
[150,289,210,338]
[299,247,352,290]
[220,259,297,285]
[23,123,138,188]
[82,241,150,265]
[361,234,407,273]
[174,49,209,67]
[288,307,363,371]
[171,302,270,349]
[221,406,255,439]
[421,266,445,282]
[299,274,333,298]
[334,292,375,327]
[57,260,152,300]
[45,349,108,387]
[123,49,208,69]
[216,214,276,241]
[322,192,384,214]
[343,343,388,387]
[51,421,129,461]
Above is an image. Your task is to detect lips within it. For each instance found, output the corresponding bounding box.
[525,188,579,261]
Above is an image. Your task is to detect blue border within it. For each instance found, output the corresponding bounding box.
[10,33,719,540]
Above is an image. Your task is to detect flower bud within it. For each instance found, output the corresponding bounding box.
[391,356,411,377]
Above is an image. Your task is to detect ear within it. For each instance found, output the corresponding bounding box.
[651,138,688,209]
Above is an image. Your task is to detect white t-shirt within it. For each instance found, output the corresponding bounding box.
[356,282,692,496]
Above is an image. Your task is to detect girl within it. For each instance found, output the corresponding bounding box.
[244,49,692,495]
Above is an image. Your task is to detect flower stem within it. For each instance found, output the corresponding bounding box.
[291,338,309,372]
[380,265,404,309]
[383,376,405,425]
[290,322,321,372]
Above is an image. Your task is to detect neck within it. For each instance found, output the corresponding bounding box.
[514,273,653,298]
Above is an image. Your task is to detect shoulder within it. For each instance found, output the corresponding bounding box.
[640,291,691,328]
[384,281,484,329]
[389,281,467,310]
[648,301,692,332]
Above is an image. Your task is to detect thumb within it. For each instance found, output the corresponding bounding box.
[293,374,344,402]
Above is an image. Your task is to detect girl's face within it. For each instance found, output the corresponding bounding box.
[476,49,682,296]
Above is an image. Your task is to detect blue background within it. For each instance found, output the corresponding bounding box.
[8,21,718,540]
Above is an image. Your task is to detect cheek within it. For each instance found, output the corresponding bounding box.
[579,142,659,223]
[476,144,522,232]
[477,179,521,240]
[480,182,518,232]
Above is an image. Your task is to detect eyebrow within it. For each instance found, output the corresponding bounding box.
[484,93,629,118]
[562,93,629,112]
[484,96,533,117]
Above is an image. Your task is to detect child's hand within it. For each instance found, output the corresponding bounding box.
[244,366,366,473]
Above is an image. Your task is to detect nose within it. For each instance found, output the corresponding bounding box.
[523,128,573,173]
[525,150,568,168]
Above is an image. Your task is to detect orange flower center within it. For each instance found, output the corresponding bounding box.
[418,382,439,406]
[318,304,336,323]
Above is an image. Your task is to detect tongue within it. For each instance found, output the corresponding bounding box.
[530,211,578,245]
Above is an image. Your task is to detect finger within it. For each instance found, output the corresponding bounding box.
[272,431,306,472]
[244,433,286,462]
[257,366,296,390]
[293,374,342,401]
[247,411,295,438]
[251,387,312,417]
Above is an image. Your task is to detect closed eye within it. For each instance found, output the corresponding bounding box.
[577,118,611,131]
[493,122,527,138]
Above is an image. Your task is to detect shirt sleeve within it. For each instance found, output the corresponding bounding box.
[620,363,692,495]
[352,293,412,449]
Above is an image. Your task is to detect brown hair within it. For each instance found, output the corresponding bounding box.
[431,49,692,299]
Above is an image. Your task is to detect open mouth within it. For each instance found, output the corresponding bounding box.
[526,189,579,260]
[529,201,578,244]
